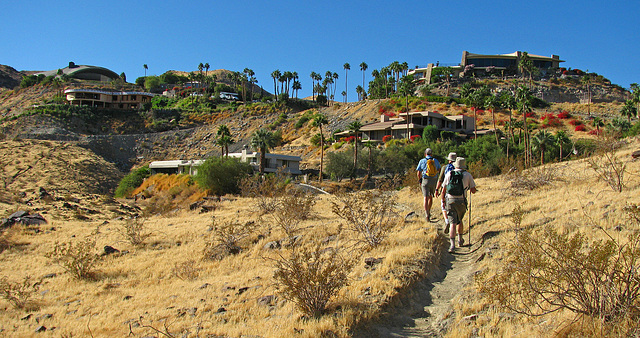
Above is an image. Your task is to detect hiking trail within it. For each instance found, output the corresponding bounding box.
[356,219,481,337]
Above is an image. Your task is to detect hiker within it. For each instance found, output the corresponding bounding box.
[435,152,457,233]
[416,148,441,221]
[441,157,476,253]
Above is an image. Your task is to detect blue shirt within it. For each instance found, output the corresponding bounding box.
[416,156,441,178]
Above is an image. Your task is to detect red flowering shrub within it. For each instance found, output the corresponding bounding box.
[569,119,583,126]
[557,111,571,119]
[575,125,587,132]
[540,113,562,128]
[410,135,421,143]
[562,70,569,75]
[382,135,392,143]
[345,136,356,143]
[525,112,536,118]
[384,112,396,118]
[588,129,602,136]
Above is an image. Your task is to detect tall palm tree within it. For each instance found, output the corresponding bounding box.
[143,64,148,77]
[621,100,636,123]
[310,71,319,101]
[359,62,368,100]
[198,63,204,84]
[555,130,570,161]
[485,93,501,146]
[216,125,233,157]
[312,113,329,182]
[271,70,281,100]
[292,80,302,99]
[516,86,533,167]
[592,117,604,136]
[500,91,517,160]
[348,120,362,176]
[343,63,350,102]
[532,130,554,165]
[630,83,640,118]
[251,128,276,175]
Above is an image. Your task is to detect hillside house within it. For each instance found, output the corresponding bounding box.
[340,112,475,142]
[149,148,302,176]
[228,146,302,175]
[35,62,120,82]
[409,51,564,84]
[65,88,155,109]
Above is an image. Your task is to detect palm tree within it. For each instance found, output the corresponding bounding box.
[251,128,276,175]
[343,63,350,102]
[310,72,319,101]
[355,85,364,101]
[516,86,533,167]
[143,64,148,77]
[621,99,637,123]
[531,130,554,165]
[362,141,375,178]
[500,91,517,160]
[216,125,233,157]
[631,83,640,118]
[198,63,204,84]
[592,116,604,136]
[348,120,362,176]
[312,113,329,182]
[359,62,368,99]
[292,80,302,99]
[485,93,501,146]
[555,130,570,161]
[271,70,281,100]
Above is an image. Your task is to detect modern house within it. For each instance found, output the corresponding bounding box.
[149,148,302,176]
[35,62,120,82]
[409,51,565,84]
[340,112,475,142]
[228,146,302,175]
[149,160,205,175]
[64,88,155,109]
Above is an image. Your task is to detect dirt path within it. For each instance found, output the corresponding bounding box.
[357,221,481,337]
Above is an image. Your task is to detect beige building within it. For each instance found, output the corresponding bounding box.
[65,88,155,109]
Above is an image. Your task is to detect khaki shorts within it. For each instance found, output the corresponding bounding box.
[421,176,437,197]
[446,197,467,225]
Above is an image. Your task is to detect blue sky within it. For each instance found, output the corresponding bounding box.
[2,0,638,100]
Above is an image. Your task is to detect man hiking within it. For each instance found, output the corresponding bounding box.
[435,152,457,233]
[416,148,441,222]
[441,157,476,253]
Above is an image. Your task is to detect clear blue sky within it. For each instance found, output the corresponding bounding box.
[2,0,638,100]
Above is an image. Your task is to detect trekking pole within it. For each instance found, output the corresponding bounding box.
[467,191,472,247]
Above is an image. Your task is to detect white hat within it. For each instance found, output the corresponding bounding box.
[454,157,467,169]
[447,152,457,162]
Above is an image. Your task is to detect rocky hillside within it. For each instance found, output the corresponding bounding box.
[0,65,22,92]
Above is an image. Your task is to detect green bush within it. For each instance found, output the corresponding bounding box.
[114,166,151,198]
[325,151,354,180]
[194,157,253,196]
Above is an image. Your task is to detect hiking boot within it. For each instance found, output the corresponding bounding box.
[458,237,465,247]
[448,239,455,253]
[425,211,431,222]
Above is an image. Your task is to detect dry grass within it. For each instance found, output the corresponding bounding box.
[0,179,439,337]
[444,136,640,337]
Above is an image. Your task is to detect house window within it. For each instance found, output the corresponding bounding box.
[131,95,137,101]
[113,95,118,101]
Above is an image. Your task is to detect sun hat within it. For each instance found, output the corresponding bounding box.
[454,157,467,170]
[447,152,457,162]
[425,148,432,155]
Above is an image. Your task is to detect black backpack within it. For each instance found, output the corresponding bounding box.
[446,170,465,196]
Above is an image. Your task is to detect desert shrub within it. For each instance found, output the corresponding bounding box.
[269,191,316,238]
[203,217,257,260]
[0,275,40,310]
[114,166,151,198]
[375,146,412,176]
[194,157,253,196]
[586,136,627,192]
[46,238,101,280]
[478,226,640,327]
[325,151,354,181]
[240,169,291,214]
[331,190,399,249]
[505,166,559,196]
[272,245,354,318]
[119,217,152,246]
[171,260,201,281]
[575,124,587,132]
